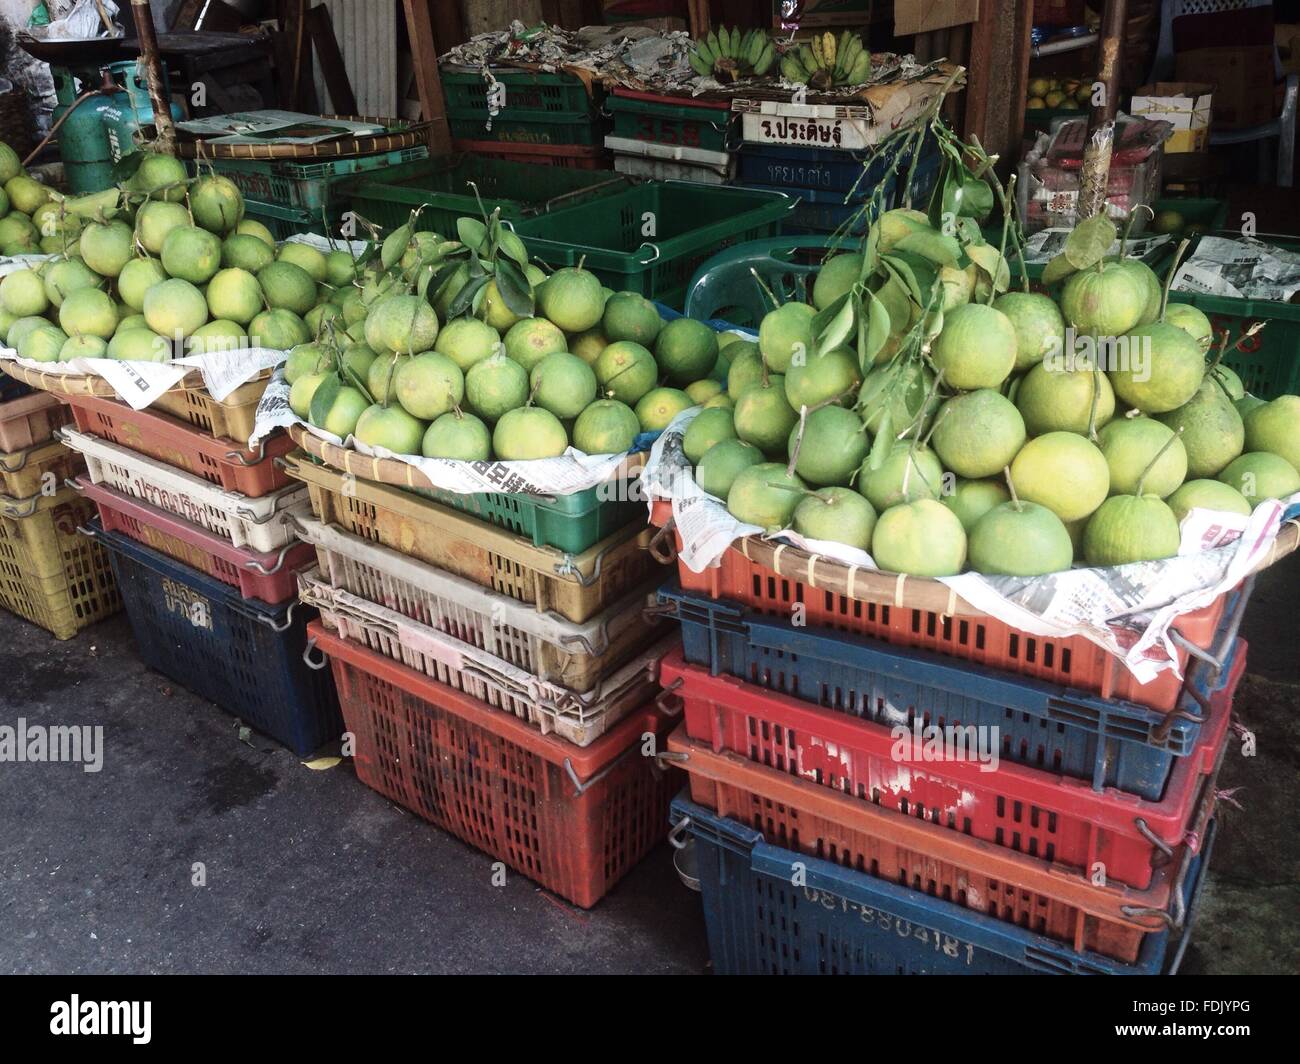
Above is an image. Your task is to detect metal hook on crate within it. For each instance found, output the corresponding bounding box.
[554,543,611,588]
[0,448,29,472]
[63,476,85,493]
[301,637,329,670]
[635,242,662,263]
[1132,817,1175,861]
[666,816,692,851]
[244,539,297,576]
[555,629,606,657]
[223,439,269,467]
[646,521,677,564]
[234,489,301,526]
[641,599,677,623]
[2,495,41,518]
[74,523,100,539]
[255,600,298,634]
[655,676,685,716]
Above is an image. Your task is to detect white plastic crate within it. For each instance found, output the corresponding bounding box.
[56,427,307,552]
[297,567,675,747]
[291,513,667,693]
[605,135,734,184]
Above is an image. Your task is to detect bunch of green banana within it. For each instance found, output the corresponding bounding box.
[688,25,776,81]
[779,30,872,89]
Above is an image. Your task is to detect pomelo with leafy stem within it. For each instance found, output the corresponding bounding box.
[793,487,876,550]
[1015,354,1115,436]
[859,442,944,511]
[1083,429,1186,566]
[734,374,798,456]
[595,340,658,405]
[726,462,806,530]
[786,404,869,487]
[871,498,967,577]
[1009,431,1110,522]
[930,389,1026,479]
[783,346,861,410]
[857,358,936,439]
[758,302,815,373]
[424,410,493,461]
[1097,416,1187,497]
[1158,379,1244,477]
[969,470,1074,576]
[1060,260,1147,336]
[942,477,1010,532]
[683,407,737,464]
[696,439,763,499]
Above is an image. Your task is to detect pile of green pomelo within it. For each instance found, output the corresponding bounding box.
[683,206,1299,578]
[0,144,348,365]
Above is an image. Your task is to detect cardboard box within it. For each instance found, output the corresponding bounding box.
[894,0,980,35]
[1131,82,1214,153]
[1176,46,1276,130]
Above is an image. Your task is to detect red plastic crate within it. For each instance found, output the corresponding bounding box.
[452,138,611,170]
[76,477,313,605]
[64,393,295,497]
[663,639,1241,890]
[647,499,1228,714]
[310,621,682,908]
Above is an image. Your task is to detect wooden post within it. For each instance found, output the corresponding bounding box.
[130,0,176,153]
[1078,0,1128,219]
[687,0,711,38]
[401,0,452,154]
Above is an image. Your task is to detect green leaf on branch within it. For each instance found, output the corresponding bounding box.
[495,256,535,318]
[1064,215,1117,271]
[307,374,341,429]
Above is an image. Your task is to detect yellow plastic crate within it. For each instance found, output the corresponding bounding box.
[0,487,121,639]
[0,439,84,498]
[282,452,661,624]
[149,377,269,444]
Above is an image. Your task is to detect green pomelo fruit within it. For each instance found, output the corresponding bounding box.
[222,233,275,273]
[726,345,765,400]
[107,328,171,363]
[310,385,370,438]
[857,359,936,440]
[683,407,737,464]
[366,294,440,356]
[340,343,376,381]
[1243,395,1300,473]
[257,261,317,316]
[305,303,341,337]
[573,399,640,455]
[0,142,21,183]
[135,200,190,254]
[284,343,334,384]
[1015,356,1115,436]
[939,263,976,313]
[1166,480,1253,523]
[793,486,876,550]
[161,226,222,284]
[726,462,807,530]
[655,317,718,385]
[758,303,815,373]
[734,378,798,456]
[784,346,861,410]
[969,501,1074,576]
[812,253,863,311]
[1205,362,1244,401]
[871,499,967,577]
[354,404,426,456]
[276,241,328,284]
[993,291,1066,371]
[710,344,734,382]
[58,287,117,339]
[570,328,608,365]
[126,152,187,201]
[393,351,464,421]
[1218,452,1300,502]
[686,380,724,404]
[326,250,358,288]
[595,341,658,405]
[1097,417,1188,498]
[1009,431,1110,522]
[1083,496,1181,566]
[206,267,263,325]
[79,221,134,277]
[1108,323,1205,413]
[931,303,1017,390]
[190,174,247,233]
[0,308,15,343]
[0,268,49,317]
[536,267,604,332]
[503,317,566,373]
[236,219,275,245]
[1163,303,1213,352]
[942,478,1011,532]
[435,317,501,372]
[60,334,108,361]
[635,386,692,432]
[143,278,209,338]
[1234,394,1267,420]
[7,316,55,350]
[859,443,944,511]
[697,439,763,499]
[367,353,410,405]
[531,352,598,419]
[602,291,662,346]
[1157,382,1244,478]
[117,257,167,311]
[1060,262,1146,336]
[340,290,367,326]
[4,174,51,214]
[1116,259,1162,326]
[465,352,529,422]
[18,325,67,363]
[187,320,246,355]
[493,407,568,460]
[289,373,327,418]
[930,389,1026,479]
[424,411,491,461]
[431,263,471,319]
[787,405,869,487]
[0,213,40,252]
[250,308,309,351]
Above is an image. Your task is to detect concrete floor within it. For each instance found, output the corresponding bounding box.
[1,551,1295,975]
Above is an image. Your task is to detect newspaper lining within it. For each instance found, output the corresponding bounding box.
[645,406,1299,685]
[1171,235,1300,303]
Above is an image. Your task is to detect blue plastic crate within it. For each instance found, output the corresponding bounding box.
[93,521,341,756]
[672,795,1214,975]
[737,144,895,194]
[657,583,1231,799]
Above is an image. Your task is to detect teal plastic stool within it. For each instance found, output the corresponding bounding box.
[684,236,846,328]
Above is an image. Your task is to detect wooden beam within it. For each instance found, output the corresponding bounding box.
[307,4,358,115]
[962,3,998,149]
[687,0,711,37]
[1008,0,1035,159]
[130,0,177,152]
[401,0,452,153]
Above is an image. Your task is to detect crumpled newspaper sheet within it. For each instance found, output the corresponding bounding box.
[644,406,1300,687]
[1172,235,1300,303]
[0,234,362,410]
[22,0,121,40]
[1020,229,1171,265]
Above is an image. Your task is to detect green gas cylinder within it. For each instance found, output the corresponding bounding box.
[99,61,185,165]
[51,67,116,194]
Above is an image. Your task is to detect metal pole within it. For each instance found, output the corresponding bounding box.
[130,0,176,154]
[1077,0,1128,220]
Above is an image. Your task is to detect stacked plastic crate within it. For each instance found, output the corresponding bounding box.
[282,445,682,908]
[652,515,1245,974]
[54,382,338,757]
[604,89,738,185]
[0,378,119,639]
[440,67,610,171]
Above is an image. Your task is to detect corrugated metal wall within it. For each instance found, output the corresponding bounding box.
[312,0,397,117]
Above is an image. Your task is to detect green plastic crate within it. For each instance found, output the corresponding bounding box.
[211,147,428,211]
[408,481,644,554]
[1151,196,1229,234]
[243,198,345,242]
[347,155,629,237]
[981,225,1172,284]
[440,67,599,120]
[447,112,601,146]
[606,91,734,153]
[1169,234,1300,400]
[513,181,795,307]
